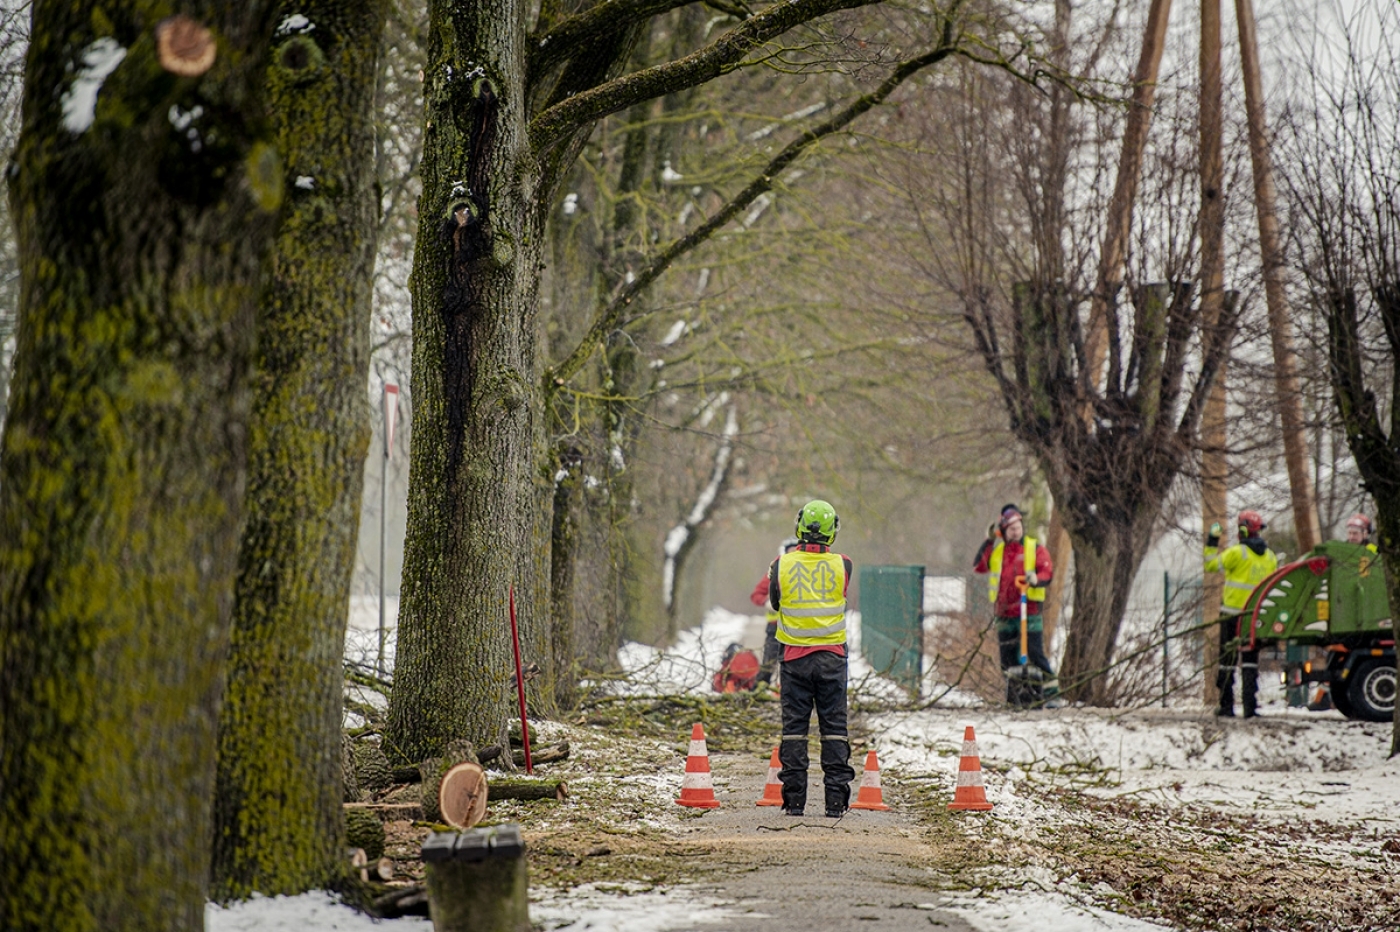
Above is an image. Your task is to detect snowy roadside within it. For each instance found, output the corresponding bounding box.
[211,606,1398,932]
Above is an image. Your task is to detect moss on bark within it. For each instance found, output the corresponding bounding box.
[211,0,387,901]
[0,5,280,930]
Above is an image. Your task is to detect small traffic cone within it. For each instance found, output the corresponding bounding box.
[676,722,721,809]
[948,725,994,811]
[755,747,784,806]
[850,749,892,811]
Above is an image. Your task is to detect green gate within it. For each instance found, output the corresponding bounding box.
[857,565,925,695]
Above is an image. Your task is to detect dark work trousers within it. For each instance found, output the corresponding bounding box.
[757,621,781,685]
[778,650,854,813]
[1216,614,1259,716]
[997,619,1055,704]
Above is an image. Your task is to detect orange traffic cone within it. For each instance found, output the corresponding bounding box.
[850,749,892,811]
[948,725,994,811]
[676,722,722,809]
[755,747,784,806]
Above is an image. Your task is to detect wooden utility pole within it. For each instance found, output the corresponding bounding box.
[1199,0,1227,709]
[1236,0,1321,551]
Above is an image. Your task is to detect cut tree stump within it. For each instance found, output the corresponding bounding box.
[438,762,489,829]
[423,825,529,932]
[421,740,479,823]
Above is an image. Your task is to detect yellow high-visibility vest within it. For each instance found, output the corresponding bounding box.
[988,538,1045,603]
[1203,542,1278,615]
[775,550,847,647]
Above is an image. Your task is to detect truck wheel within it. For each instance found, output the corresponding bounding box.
[1346,659,1396,722]
[1330,681,1355,719]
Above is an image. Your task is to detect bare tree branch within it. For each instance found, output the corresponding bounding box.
[546,38,962,389]
[529,0,884,153]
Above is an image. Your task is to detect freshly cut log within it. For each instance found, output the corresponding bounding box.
[438,762,489,829]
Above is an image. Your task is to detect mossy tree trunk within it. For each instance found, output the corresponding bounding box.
[0,6,278,931]
[212,0,387,900]
[385,0,542,762]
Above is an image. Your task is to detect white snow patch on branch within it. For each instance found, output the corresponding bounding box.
[660,319,688,346]
[276,14,315,35]
[62,38,127,135]
[742,193,772,228]
[661,404,738,610]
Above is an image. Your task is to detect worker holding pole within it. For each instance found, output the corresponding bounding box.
[973,505,1058,707]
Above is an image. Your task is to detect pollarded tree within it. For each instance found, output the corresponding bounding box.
[905,5,1243,704]
[0,6,280,931]
[212,0,389,900]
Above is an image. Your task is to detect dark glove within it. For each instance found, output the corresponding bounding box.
[1206,520,1221,548]
[987,523,1000,540]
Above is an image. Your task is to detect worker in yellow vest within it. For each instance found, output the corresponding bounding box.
[1204,510,1279,718]
[750,536,799,689]
[973,504,1057,707]
[767,500,854,817]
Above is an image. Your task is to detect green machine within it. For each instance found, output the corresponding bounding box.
[1239,541,1396,721]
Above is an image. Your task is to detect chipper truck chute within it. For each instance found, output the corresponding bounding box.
[1239,541,1396,721]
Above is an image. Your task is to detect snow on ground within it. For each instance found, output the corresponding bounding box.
[216,606,1397,931]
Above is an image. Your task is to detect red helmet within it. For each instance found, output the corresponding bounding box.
[1346,514,1373,537]
[1237,510,1266,537]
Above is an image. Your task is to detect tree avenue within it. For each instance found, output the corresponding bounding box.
[383,0,1027,762]
[0,5,280,931]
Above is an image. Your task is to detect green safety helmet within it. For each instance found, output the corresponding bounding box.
[794,500,839,544]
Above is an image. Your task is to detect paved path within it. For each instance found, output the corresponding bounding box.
[672,751,978,931]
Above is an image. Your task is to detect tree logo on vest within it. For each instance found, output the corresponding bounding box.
[786,560,839,602]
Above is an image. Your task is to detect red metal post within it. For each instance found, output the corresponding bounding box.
[508,585,532,774]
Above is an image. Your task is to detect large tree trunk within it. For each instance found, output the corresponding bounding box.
[385,0,541,762]
[1059,510,1157,706]
[0,7,277,931]
[212,0,387,900]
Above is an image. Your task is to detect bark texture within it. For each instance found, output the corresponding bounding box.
[386,0,541,761]
[212,0,387,900]
[0,5,278,930]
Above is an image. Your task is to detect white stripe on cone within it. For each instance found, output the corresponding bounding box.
[681,771,715,790]
[859,769,882,788]
[688,739,708,757]
[956,770,986,787]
